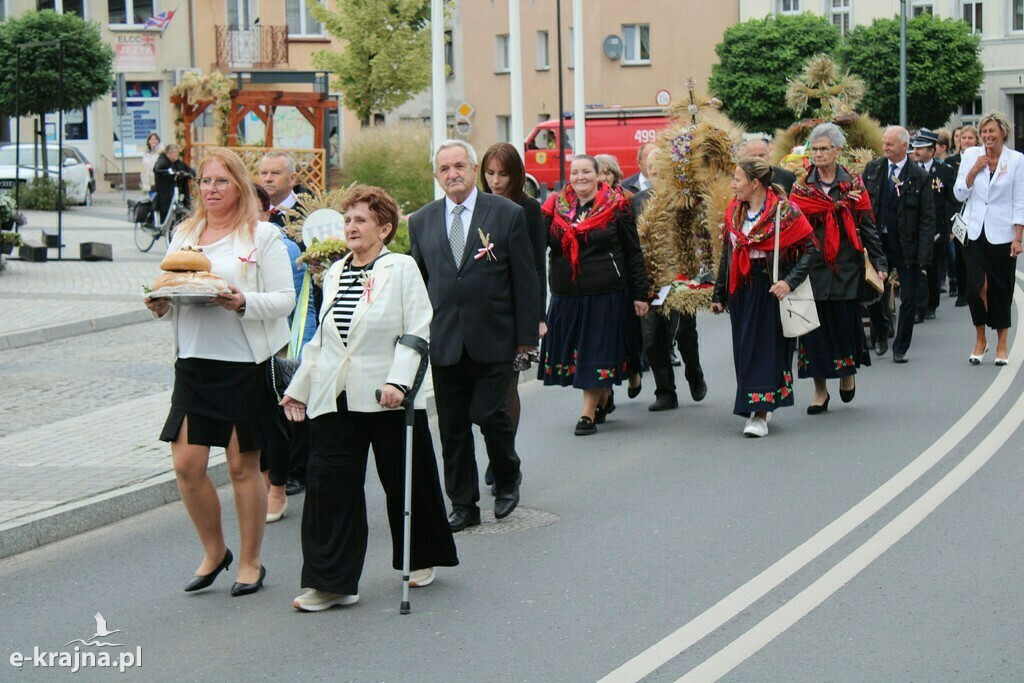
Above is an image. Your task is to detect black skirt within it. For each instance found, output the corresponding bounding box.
[538,289,643,389]
[160,357,285,453]
[728,261,796,416]
[965,229,1016,330]
[797,299,870,379]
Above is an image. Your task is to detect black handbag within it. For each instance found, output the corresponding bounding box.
[268,355,301,401]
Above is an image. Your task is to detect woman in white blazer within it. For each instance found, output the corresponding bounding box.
[281,185,458,612]
[953,111,1024,365]
[145,149,295,598]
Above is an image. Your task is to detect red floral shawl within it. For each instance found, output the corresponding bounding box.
[542,181,631,279]
[789,167,873,269]
[724,189,815,295]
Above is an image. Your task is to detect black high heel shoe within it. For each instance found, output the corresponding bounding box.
[839,379,856,403]
[595,391,616,424]
[184,549,232,592]
[230,565,266,597]
[627,376,642,399]
[806,393,831,415]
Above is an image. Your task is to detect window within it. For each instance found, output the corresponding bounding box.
[830,0,851,36]
[286,0,324,37]
[778,0,800,14]
[445,29,454,77]
[496,115,511,143]
[912,1,933,16]
[962,2,982,34]
[536,30,550,70]
[112,81,161,157]
[622,24,650,65]
[108,0,154,25]
[38,0,86,16]
[961,96,983,118]
[227,0,255,27]
[1013,0,1023,32]
[495,34,510,74]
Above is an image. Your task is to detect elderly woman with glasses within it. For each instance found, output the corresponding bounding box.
[789,122,887,414]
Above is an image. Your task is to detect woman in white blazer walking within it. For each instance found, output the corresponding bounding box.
[953,111,1024,365]
[281,185,458,612]
[144,148,296,597]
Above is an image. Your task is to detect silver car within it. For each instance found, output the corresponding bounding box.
[0,144,92,205]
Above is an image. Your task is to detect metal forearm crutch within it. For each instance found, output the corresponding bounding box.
[376,334,430,615]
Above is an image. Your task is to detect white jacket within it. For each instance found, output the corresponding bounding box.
[160,221,295,362]
[284,249,433,418]
[953,145,1024,244]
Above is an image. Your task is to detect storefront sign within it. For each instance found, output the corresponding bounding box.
[114,34,157,72]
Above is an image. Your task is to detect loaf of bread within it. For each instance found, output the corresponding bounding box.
[149,270,229,297]
[160,248,212,272]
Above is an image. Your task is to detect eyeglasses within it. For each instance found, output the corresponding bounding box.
[198,177,233,190]
[809,146,836,154]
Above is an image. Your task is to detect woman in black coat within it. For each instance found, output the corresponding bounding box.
[539,155,649,436]
[153,144,195,224]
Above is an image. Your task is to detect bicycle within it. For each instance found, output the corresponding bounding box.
[130,171,192,253]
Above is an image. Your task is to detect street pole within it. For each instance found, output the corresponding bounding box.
[117,73,127,205]
[14,48,21,211]
[430,0,446,200]
[57,40,64,260]
[571,0,585,155]
[508,0,524,159]
[556,0,566,189]
[899,0,907,127]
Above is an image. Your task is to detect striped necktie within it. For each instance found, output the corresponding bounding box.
[449,204,466,266]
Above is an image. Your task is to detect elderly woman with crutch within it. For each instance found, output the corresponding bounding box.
[280,185,458,612]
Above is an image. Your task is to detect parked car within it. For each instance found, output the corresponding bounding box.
[523,107,669,197]
[0,143,92,205]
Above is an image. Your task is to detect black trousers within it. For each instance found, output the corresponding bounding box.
[433,351,520,512]
[301,397,458,596]
[642,310,703,400]
[261,413,310,486]
[920,235,947,312]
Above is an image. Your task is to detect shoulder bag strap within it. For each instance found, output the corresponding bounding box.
[772,199,781,283]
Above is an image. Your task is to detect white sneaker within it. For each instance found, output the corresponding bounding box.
[743,416,768,438]
[292,589,359,612]
[409,567,435,587]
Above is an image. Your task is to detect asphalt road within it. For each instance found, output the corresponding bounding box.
[1,282,1022,681]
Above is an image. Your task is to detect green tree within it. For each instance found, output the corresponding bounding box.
[709,13,840,133]
[311,0,432,124]
[837,13,983,128]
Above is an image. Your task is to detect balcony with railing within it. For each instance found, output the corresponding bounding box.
[215,25,289,70]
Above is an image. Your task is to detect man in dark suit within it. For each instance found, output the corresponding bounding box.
[409,140,540,531]
[621,142,657,194]
[911,128,957,321]
[743,138,796,195]
[863,126,936,363]
[631,149,706,411]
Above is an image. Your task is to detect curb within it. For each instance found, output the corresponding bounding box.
[0,310,153,351]
[0,456,227,561]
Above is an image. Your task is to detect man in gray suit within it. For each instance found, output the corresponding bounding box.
[409,140,540,531]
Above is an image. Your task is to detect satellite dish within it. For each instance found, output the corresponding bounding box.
[301,208,346,247]
[603,35,623,61]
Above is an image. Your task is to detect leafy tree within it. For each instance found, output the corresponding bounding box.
[837,13,983,129]
[0,10,114,171]
[311,0,432,124]
[709,14,840,133]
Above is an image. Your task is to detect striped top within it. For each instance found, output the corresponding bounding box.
[332,262,368,344]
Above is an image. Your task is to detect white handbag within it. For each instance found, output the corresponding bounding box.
[773,201,820,338]
[951,196,970,245]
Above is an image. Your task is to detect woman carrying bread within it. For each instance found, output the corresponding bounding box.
[144,148,295,597]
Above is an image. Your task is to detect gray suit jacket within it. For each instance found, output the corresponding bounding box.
[409,191,541,367]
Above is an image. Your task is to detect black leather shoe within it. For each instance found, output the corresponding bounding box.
[688,374,708,402]
[648,396,679,412]
[494,472,522,520]
[285,478,305,496]
[874,340,888,357]
[230,565,266,597]
[574,416,596,435]
[893,352,908,363]
[806,393,830,415]
[948,283,958,297]
[595,391,616,424]
[184,549,233,592]
[448,508,481,532]
[484,464,494,487]
[839,380,856,403]
[915,312,925,324]
[955,297,968,307]
[924,309,936,320]
[888,326,895,339]
[627,378,642,399]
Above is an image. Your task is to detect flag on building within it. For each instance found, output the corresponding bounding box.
[144,10,176,31]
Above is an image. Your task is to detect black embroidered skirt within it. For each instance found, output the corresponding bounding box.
[160,357,285,453]
[797,299,870,379]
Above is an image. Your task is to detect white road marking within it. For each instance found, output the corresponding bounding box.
[601,284,1024,683]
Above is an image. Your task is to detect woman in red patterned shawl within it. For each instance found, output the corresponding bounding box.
[789,122,887,415]
[712,157,819,438]
[539,155,650,436]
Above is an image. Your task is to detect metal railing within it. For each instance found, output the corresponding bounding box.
[215,25,289,70]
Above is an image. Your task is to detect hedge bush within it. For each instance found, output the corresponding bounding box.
[339,124,434,215]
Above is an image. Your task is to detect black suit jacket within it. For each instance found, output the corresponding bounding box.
[621,172,646,195]
[409,191,541,367]
[922,159,958,232]
[863,157,936,267]
[772,166,796,195]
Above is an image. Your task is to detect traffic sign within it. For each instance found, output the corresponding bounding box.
[656,89,671,107]
[455,100,475,120]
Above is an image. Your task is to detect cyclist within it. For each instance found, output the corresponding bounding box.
[154,144,195,225]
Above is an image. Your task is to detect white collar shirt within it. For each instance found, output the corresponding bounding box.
[444,186,478,241]
[920,159,933,173]
[272,191,298,213]
[889,156,908,178]
[637,173,651,192]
